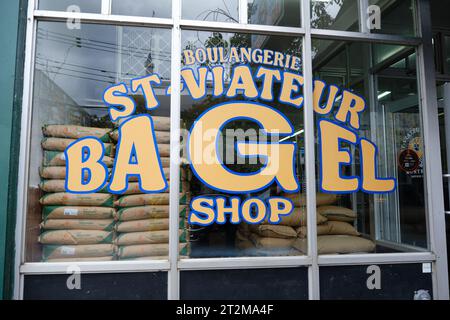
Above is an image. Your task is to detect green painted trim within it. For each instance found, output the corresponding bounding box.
[1,0,27,300]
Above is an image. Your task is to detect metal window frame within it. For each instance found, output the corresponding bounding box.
[13,0,449,300]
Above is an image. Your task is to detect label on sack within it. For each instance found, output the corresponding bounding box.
[63,208,78,216]
[60,246,76,255]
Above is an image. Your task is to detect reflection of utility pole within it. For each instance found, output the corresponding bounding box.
[145,11,156,74]
[443,83,450,205]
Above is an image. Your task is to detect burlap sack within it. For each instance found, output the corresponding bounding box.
[292,235,375,254]
[235,230,249,242]
[237,223,250,237]
[42,244,115,260]
[40,166,111,179]
[39,180,108,193]
[40,193,114,207]
[116,218,169,232]
[281,193,337,207]
[45,256,115,262]
[118,243,188,258]
[235,238,255,250]
[115,230,187,245]
[40,180,67,193]
[115,205,187,221]
[114,116,170,131]
[42,206,115,220]
[249,233,295,249]
[248,224,297,239]
[296,221,360,238]
[39,230,114,245]
[263,208,327,227]
[42,137,115,156]
[110,130,170,144]
[115,193,187,207]
[120,180,189,194]
[158,144,170,157]
[160,157,170,168]
[43,151,114,167]
[317,206,357,222]
[39,166,66,179]
[40,219,115,231]
[42,124,111,142]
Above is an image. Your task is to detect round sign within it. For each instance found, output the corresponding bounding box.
[398,149,420,173]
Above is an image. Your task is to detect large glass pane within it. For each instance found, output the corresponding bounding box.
[27,22,172,262]
[182,0,239,22]
[181,30,306,258]
[312,38,427,254]
[310,0,359,31]
[248,0,301,27]
[369,0,417,36]
[111,0,171,18]
[39,0,101,13]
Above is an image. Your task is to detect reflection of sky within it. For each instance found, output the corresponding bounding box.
[35,22,171,107]
[182,0,239,22]
[39,0,101,12]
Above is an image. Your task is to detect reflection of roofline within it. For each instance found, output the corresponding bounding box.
[35,69,78,106]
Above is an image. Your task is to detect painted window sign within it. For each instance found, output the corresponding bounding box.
[64,47,396,226]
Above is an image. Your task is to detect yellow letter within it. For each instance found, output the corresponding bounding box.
[183,49,195,65]
[313,80,340,115]
[211,66,224,97]
[319,120,359,192]
[360,138,396,193]
[65,137,108,193]
[131,74,161,110]
[104,83,135,121]
[216,197,240,224]
[181,67,208,99]
[188,102,299,193]
[256,67,281,101]
[189,197,216,225]
[279,72,304,108]
[109,115,167,193]
[226,66,258,98]
[241,198,267,223]
[335,89,366,129]
[267,197,293,224]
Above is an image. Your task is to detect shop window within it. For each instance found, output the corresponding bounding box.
[26,22,174,262]
[310,0,359,32]
[181,30,306,258]
[369,0,417,36]
[248,0,301,27]
[311,38,427,254]
[111,0,172,18]
[38,0,102,13]
[182,0,239,22]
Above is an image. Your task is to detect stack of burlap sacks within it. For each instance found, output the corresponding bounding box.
[111,116,191,260]
[236,193,375,255]
[39,125,117,262]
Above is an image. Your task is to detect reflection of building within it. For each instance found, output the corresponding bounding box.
[117,27,171,82]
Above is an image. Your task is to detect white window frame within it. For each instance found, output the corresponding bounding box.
[13,0,448,300]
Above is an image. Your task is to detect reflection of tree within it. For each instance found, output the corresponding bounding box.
[311,0,344,29]
[195,5,238,23]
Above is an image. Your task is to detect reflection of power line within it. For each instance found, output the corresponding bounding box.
[37,29,171,60]
[36,56,141,78]
[36,67,115,84]
[39,28,171,57]
[36,61,117,81]
[38,35,153,60]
